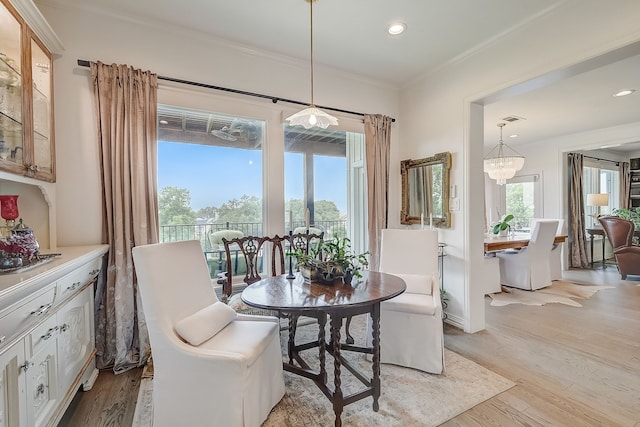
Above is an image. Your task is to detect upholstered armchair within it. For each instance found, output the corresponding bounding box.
[531,218,565,280]
[496,220,558,290]
[367,229,444,374]
[132,240,285,427]
[598,216,640,279]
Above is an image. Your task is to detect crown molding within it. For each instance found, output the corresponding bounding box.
[9,0,64,54]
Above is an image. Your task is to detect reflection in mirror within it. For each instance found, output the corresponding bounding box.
[401,152,451,227]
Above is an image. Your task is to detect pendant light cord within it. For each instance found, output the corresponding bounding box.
[309,0,315,107]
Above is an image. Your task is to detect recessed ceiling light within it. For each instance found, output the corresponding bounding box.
[509,134,519,138]
[159,120,168,125]
[613,89,635,97]
[387,23,406,35]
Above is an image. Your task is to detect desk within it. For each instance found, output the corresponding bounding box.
[241,272,405,427]
[586,227,640,268]
[484,234,568,252]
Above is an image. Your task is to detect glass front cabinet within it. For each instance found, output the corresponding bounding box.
[0,0,55,182]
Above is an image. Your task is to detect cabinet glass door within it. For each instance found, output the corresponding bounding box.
[31,39,53,179]
[0,1,24,170]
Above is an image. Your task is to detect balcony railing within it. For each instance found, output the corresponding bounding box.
[159,220,347,279]
[159,220,347,251]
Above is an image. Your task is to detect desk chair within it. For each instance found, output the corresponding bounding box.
[496,220,558,290]
[531,218,565,280]
[599,216,640,279]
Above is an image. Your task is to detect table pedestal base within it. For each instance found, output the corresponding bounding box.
[284,305,381,427]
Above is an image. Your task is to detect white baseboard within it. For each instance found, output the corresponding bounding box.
[81,367,99,391]
[444,312,465,330]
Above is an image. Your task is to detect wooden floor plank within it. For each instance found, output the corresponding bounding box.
[60,268,640,426]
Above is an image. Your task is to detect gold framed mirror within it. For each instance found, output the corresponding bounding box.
[401,152,452,227]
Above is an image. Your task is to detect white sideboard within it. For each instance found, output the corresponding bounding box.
[0,244,109,427]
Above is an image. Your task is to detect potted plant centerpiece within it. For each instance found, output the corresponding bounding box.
[291,236,369,285]
[492,214,514,237]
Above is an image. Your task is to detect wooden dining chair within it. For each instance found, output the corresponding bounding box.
[219,235,289,301]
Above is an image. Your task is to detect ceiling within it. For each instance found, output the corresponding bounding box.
[45,0,640,151]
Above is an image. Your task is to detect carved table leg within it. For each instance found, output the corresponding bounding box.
[371,304,381,412]
[288,313,299,365]
[344,316,354,344]
[330,315,344,427]
[318,313,327,384]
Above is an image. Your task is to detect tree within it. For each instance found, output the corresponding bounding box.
[285,199,340,222]
[197,206,218,220]
[158,186,197,225]
[505,183,533,230]
[314,200,340,222]
[216,195,262,224]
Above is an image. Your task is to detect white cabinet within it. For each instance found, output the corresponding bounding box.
[0,245,108,427]
[24,337,57,427]
[55,287,92,395]
[0,340,26,427]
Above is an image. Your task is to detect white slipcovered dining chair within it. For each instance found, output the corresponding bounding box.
[132,240,285,427]
[496,220,559,290]
[531,218,565,281]
[367,229,444,374]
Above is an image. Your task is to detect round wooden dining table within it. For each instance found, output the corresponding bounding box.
[241,271,405,427]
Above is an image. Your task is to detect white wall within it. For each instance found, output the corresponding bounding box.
[35,1,400,246]
[398,0,640,332]
[486,122,640,225]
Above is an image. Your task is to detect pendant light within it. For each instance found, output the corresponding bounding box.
[285,0,338,129]
[483,123,525,185]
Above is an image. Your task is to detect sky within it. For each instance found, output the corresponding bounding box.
[158,141,347,212]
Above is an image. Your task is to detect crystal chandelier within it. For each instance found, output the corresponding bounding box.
[483,123,525,185]
[285,0,338,129]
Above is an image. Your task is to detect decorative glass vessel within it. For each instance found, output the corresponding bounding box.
[0,194,19,227]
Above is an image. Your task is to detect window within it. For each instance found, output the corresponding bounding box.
[583,159,619,228]
[283,125,367,254]
[157,104,265,275]
[156,100,368,280]
[504,174,541,231]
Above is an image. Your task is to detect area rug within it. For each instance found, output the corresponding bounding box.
[489,280,614,307]
[133,317,515,427]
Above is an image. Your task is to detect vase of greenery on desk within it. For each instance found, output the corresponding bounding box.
[492,214,514,237]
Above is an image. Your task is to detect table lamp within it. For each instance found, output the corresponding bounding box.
[586,193,609,225]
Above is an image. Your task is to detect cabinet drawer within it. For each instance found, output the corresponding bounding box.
[28,314,58,357]
[0,287,56,349]
[54,258,101,305]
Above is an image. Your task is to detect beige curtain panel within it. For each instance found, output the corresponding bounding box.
[365,114,393,272]
[568,152,589,268]
[91,61,159,373]
[619,161,630,209]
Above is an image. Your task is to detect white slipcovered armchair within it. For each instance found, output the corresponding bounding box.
[531,218,565,281]
[132,240,285,427]
[496,220,559,290]
[367,229,444,374]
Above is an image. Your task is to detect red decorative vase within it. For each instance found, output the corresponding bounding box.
[0,195,19,226]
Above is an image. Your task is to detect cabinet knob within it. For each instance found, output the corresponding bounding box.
[36,383,46,396]
[30,303,52,316]
[20,361,34,372]
[59,323,70,332]
[41,326,59,341]
[65,282,82,292]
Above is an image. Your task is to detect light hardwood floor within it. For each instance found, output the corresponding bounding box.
[443,267,640,427]
[60,267,640,426]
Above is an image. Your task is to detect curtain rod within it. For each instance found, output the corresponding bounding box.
[583,155,620,166]
[77,59,396,123]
